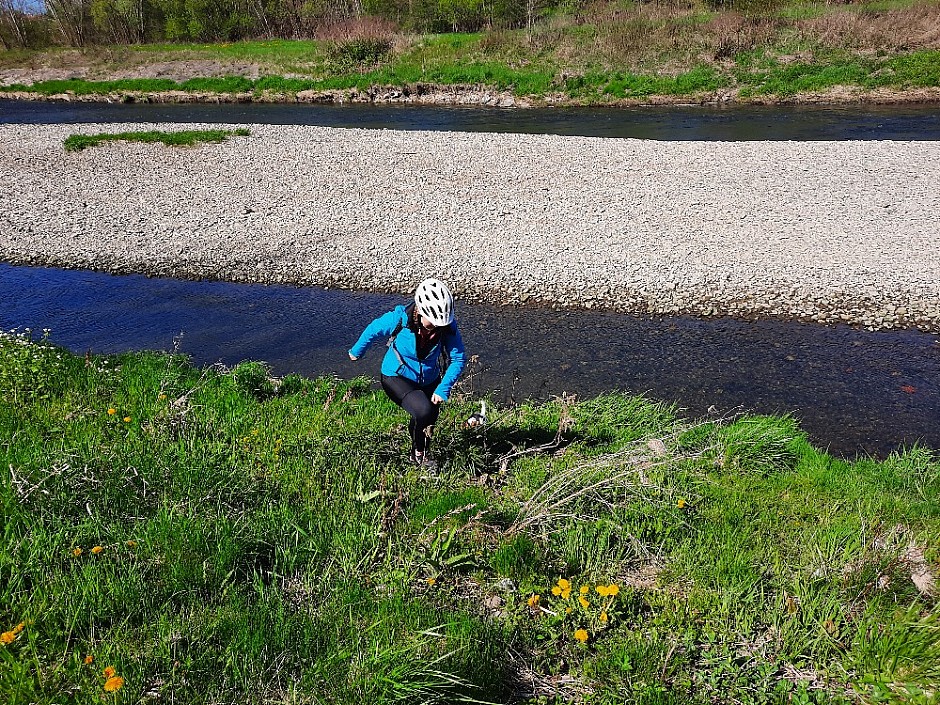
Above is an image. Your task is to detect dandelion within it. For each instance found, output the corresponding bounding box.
[527,594,540,608]
[158,393,167,400]
[580,585,590,595]
[107,408,117,416]
[91,546,103,554]
[557,578,570,590]
[73,547,83,557]
[551,586,561,596]
[103,666,116,679]
[126,540,137,548]
[13,623,25,634]
[565,607,572,614]
[579,595,590,609]
[600,611,608,623]
[608,584,619,596]
[574,629,589,643]
[596,585,609,597]
[561,588,571,600]
[1,631,15,645]
[677,498,687,509]
[426,578,436,586]
[104,676,124,692]
[123,416,131,423]
[84,654,94,664]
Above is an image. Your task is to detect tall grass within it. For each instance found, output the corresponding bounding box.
[2,330,939,703]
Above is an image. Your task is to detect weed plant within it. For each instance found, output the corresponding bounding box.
[2,330,939,703]
[62,128,251,152]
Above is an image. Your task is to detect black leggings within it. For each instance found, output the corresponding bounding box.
[381,374,441,454]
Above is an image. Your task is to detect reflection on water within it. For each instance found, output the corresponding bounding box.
[2,99,940,140]
[2,263,938,458]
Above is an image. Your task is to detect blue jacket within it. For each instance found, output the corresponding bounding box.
[350,305,466,401]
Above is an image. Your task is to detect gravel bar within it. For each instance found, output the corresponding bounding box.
[2,122,939,332]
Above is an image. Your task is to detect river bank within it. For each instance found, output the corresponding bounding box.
[2,122,939,333]
[4,78,940,109]
[2,336,939,704]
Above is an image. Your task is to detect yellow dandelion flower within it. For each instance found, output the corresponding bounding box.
[1,631,15,645]
[107,408,116,416]
[103,666,116,679]
[91,546,103,554]
[600,611,608,623]
[557,578,570,590]
[104,676,124,692]
[608,584,620,596]
[579,595,590,609]
[574,629,589,643]
[84,654,94,664]
[123,416,131,423]
[677,498,687,509]
[551,586,561,596]
[565,607,572,614]
[126,540,137,548]
[527,594,540,608]
[426,577,436,586]
[561,589,571,600]
[72,547,83,557]
[13,623,25,634]
[158,393,167,400]
[596,585,609,597]
[579,585,590,595]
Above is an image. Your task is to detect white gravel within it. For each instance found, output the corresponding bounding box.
[2,122,939,331]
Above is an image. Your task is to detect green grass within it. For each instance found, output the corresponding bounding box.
[2,329,939,704]
[62,128,250,152]
[4,50,939,103]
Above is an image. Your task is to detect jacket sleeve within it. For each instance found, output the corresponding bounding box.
[349,308,403,359]
[433,325,466,401]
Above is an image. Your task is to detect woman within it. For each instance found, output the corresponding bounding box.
[349,278,466,470]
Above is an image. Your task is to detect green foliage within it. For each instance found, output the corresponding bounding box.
[0,329,69,404]
[3,340,940,704]
[62,128,250,152]
[327,37,393,70]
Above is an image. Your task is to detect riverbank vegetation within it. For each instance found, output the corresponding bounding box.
[2,328,940,703]
[2,0,940,103]
[62,127,250,150]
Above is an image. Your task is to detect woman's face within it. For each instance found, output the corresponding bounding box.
[419,315,436,330]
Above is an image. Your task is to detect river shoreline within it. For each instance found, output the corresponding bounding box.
[2,122,939,334]
[4,83,940,108]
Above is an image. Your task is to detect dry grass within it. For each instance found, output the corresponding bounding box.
[313,15,401,42]
[799,2,940,50]
[523,0,940,70]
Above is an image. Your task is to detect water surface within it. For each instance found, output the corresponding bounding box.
[2,263,937,458]
[2,99,939,140]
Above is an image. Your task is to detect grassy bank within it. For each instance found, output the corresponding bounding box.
[2,0,940,104]
[2,329,940,704]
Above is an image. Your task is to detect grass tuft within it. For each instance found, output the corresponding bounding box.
[62,128,250,152]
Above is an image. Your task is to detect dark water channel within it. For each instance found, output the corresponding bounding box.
[2,264,938,458]
[2,98,940,140]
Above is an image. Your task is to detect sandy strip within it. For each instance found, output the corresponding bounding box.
[1,122,939,332]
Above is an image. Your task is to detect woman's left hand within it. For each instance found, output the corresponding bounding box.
[431,394,444,404]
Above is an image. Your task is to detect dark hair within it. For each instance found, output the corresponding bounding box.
[408,305,457,340]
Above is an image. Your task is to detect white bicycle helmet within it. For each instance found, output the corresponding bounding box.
[414,278,455,327]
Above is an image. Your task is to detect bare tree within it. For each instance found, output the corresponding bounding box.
[0,0,29,47]
[46,0,91,45]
